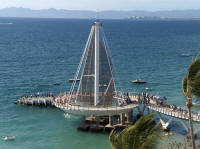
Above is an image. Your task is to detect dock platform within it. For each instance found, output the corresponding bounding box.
[15,96,55,107]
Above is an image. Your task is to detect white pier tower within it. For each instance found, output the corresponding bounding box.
[54,22,138,116]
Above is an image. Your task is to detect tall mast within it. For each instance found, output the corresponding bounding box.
[71,21,115,107]
[94,22,100,106]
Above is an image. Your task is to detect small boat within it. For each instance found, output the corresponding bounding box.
[192,99,200,107]
[3,136,16,141]
[145,87,152,91]
[53,83,61,86]
[0,23,13,25]
[180,53,190,57]
[193,102,200,107]
[69,78,80,82]
[132,79,146,84]
[90,126,104,133]
[77,125,90,131]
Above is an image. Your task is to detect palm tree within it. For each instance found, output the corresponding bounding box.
[109,114,161,149]
[182,55,200,149]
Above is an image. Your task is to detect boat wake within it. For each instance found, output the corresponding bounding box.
[64,113,70,119]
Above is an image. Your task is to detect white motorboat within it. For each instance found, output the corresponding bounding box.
[3,136,16,141]
[193,102,200,107]
[192,99,200,107]
[132,79,147,84]
[180,53,190,57]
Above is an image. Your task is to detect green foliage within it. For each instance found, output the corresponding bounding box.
[182,55,200,98]
[182,76,187,97]
[109,114,161,149]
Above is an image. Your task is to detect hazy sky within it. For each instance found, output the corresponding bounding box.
[0,0,200,11]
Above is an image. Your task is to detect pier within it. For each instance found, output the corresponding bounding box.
[15,94,55,107]
[147,104,200,122]
[15,90,200,132]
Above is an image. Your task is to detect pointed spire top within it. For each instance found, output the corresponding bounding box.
[93,22,102,26]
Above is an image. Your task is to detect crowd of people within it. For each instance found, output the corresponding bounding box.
[136,92,190,116]
[21,92,54,100]
[18,91,198,119]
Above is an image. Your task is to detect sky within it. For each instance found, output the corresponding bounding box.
[0,0,200,11]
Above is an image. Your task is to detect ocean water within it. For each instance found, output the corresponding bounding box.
[1,18,200,149]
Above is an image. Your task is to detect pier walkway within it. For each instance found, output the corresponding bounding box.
[147,104,200,122]
[127,92,200,123]
[52,92,138,116]
[15,92,200,122]
[54,102,138,116]
[15,91,200,133]
[15,96,55,107]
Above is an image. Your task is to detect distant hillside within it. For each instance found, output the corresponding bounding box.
[1,7,200,19]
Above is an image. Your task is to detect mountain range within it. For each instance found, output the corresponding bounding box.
[1,7,200,19]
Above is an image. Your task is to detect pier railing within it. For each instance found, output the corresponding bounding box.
[147,104,200,122]
[16,91,200,122]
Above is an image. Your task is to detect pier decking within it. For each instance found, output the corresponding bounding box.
[14,91,200,134]
[15,96,55,107]
[147,104,200,122]
[130,94,200,122]
[15,92,200,122]
[54,102,138,116]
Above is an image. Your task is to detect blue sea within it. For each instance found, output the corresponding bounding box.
[1,18,200,149]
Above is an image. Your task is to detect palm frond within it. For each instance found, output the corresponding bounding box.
[190,71,200,98]
[109,128,123,149]
[109,114,161,149]
[188,57,200,82]
[182,76,187,97]
[187,56,200,98]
